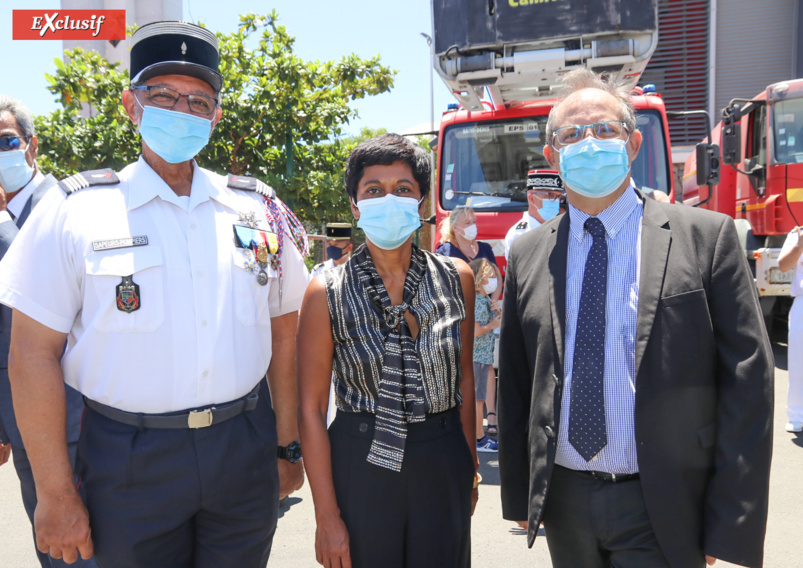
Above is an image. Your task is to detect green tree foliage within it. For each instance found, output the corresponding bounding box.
[34,12,395,224]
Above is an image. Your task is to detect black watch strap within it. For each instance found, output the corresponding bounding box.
[277,441,302,463]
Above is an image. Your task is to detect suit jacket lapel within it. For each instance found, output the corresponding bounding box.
[17,174,58,227]
[635,194,671,378]
[548,213,570,373]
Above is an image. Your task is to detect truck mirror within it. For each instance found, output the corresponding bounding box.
[696,143,720,186]
[721,121,741,165]
[721,104,741,165]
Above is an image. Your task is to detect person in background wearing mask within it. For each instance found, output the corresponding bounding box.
[498,69,773,568]
[298,133,479,568]
[470,258,501,453]
[777,225,803,433]
[0,96,96,568]
[311,223,354,279]
[437,205,502,435]
[0,22,309,566]
[503,169,565,263]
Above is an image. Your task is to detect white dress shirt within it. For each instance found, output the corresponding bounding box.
[0,171,42,224]
[0,157,309,413]
[504,212,541,261]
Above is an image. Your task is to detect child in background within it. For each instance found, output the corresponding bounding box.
[470,258,501,452]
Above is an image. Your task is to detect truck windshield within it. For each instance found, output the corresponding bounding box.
[774,97,803,164]
[439,110,670,211]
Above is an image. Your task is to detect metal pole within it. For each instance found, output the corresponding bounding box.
[421,32,436,251]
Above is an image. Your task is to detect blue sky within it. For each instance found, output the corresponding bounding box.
[1,0,455,136]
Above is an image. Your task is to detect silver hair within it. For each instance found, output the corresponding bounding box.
[545,69,637,146]
[0,95,35,138]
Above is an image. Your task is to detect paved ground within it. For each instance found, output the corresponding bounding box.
[2,342,801,567]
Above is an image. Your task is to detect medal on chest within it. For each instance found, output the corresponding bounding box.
[116,275,141,313]
[233,215,279,287]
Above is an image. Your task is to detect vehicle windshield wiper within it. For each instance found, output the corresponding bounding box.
[450,189,528,203]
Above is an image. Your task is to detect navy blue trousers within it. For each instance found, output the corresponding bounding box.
[0,372,95,568]
[76,381,279,568]
[329,408,473,568]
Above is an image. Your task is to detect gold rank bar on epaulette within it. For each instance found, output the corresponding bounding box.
[58,168,120,195]
[227,174,276,199]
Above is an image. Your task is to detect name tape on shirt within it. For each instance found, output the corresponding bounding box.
[92,236,149,252]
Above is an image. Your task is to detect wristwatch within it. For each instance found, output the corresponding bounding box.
[277,441,302,463]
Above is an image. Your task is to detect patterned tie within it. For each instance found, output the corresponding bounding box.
[569,216,608,461]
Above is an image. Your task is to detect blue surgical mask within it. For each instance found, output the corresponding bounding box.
[355,194,422,250]
[558,138,630,198]
[136,99,212,164]
[0,149,34,192]
[326,245,348,261]
[537,197,561,221]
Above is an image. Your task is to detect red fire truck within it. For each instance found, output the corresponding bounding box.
[681,78,803,325]
[430,0,676,273]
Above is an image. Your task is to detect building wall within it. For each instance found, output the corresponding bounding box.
[61,0,182,72]
[714,0,799,116]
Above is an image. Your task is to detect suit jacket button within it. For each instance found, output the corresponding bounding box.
[359,423,368,433]
[544,425,555,438]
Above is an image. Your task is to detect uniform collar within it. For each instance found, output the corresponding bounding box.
[7,171,43,219]
[568,180,642,241]
[527,212,542,230]
[126,156,212,212]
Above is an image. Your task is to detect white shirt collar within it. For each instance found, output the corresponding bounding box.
[527,213,542,230]
[126,156,212,212]
[7,171,44,219]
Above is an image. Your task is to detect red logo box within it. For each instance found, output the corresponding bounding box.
[13,10,126,40]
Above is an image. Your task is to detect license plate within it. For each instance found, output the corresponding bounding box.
[769,267,794,285]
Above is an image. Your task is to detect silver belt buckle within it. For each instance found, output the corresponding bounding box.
[188,408,214,429]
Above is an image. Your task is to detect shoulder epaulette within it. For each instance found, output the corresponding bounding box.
[515,220,528,230]
[58,168,119,195]
[312,262,324,271]
[227,174,276,199]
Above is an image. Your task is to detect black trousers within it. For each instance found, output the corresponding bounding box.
[542,465,680,568]
[329,409,473,568]
[76,381,279,568]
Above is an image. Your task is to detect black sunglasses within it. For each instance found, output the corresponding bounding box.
[0,136,31,151]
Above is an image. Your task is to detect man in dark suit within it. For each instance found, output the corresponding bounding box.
[498,70,774,568]
[0,95,92,568]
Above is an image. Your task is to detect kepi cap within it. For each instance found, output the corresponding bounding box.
[324,223,353,241]
[130,21,222,93]
[526,169,564,192]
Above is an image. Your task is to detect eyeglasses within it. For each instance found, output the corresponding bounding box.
[551,120,629,147]
[0,135,30,151]
[529,190,562,200]
[131,85,218,116]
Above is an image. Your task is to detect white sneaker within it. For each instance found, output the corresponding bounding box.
[785,421,803,433]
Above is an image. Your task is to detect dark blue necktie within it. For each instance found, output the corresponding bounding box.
[569,216,608,461]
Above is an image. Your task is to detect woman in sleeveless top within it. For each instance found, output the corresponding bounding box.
[298,134,479,568]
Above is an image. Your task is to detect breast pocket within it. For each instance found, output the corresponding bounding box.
[231,249,272,326]
[84,247,165,332]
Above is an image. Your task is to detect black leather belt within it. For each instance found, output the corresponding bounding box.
[84,382,260,429]
[558,465,640,483]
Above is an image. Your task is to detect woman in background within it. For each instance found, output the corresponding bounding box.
[437,205,501,435]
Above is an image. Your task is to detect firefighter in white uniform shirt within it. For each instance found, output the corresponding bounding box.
[0,22,309,567]
[779,226,803,433]
[503,170,565,263]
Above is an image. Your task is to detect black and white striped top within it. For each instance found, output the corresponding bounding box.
[324,244,466,471]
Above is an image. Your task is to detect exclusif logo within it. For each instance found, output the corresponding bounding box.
[12,10,125,40]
